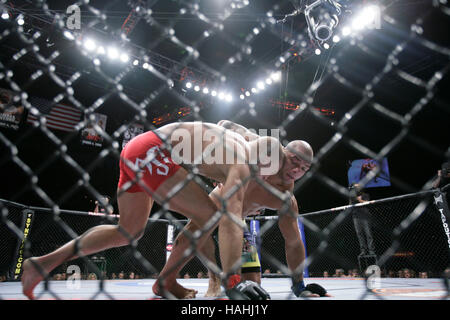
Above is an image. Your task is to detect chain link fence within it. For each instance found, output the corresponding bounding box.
[1,0,450,299]
[258,191,450,279]
[2,188,449,283]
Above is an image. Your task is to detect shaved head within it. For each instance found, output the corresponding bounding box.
[285,140,314,163]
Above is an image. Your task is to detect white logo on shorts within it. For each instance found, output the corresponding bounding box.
[135,146,171,176]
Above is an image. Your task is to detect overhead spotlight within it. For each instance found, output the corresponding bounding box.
[251,88,258,94]
[240,94,245,100]
[194,85,200,92]
[226,94,233,102]
[1,11,10,20]
[120,53,130,63]
[211,90,217,97]
[315,48,321,55]
[257,81,265,90]
[83,38,96,51]
[342,26,352,37]
[97,46,106,55]
[265,78,273,85]
[17,15,25,26]
[218,92,225,100]
[133,59,139,66]
[186,82,192,89]
[63,30,75,41]
[270,71,281,82]
[245,91,251,97]
[323,43,330,50]
[142,62,150,69]
[203,87,209,94]
[332,35,341,43]
[107,47,119,60]
[352,5,380,30]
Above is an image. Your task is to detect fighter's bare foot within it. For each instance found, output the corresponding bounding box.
[21,258,46,300]
[152,279,198,299]
[205,278,222,297]
[205,288,222,297]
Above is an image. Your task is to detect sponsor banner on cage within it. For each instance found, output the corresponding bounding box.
[0,88,25,130]
[81,113,108,147]
[122,122,144,149]
[10,210,34,280]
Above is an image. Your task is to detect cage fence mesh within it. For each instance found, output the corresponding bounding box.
[0,0,450,300]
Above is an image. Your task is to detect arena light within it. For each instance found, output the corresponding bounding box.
[63,30,75,41]
[107,47,119,60]
[120,53,130,63]
[270,72,281,82]
[202,87,209,94]
[133,59,139,66]
[17,15,25,26]
[83,38,97,51]
[211,90,217,97]
[1,11,10,20]
[344,5,381,36]
[257,81,265,90]
[315,48,321,55]
[185,82,192,89]
[342,26,352,37]
[194,85,200,92]
[226,94,233,102]
[352,5,380,30]
[332,35,341,43]
[97,46,106,55]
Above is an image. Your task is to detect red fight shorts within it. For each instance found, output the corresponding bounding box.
[118,131,181,193]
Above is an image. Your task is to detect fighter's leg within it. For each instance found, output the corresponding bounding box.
[22,191,153,300]
[151,168,221,299]
[201,232,223,297]
[156,186,224,298]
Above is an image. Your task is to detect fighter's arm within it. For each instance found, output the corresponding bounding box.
[277,195,304,282]
[217,120,260,141]
[220,165,250,222]
[217,165,251,282]
[278,195,330,297]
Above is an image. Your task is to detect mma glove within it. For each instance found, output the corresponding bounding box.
[225,275,271,300]
[291,280,328,297]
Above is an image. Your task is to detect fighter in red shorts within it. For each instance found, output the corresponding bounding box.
[118,131,182,194]
[21,121,283,300]
[155,120,329,299]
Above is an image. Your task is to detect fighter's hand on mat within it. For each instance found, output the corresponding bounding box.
[226,280,271,300]
[291,280,331,298]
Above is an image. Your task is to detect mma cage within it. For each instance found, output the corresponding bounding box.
[1,0,450,300]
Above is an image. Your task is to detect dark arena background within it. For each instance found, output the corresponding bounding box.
[0,0,450,302]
